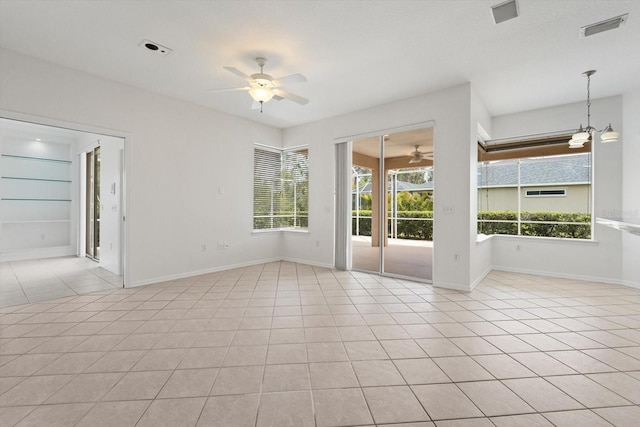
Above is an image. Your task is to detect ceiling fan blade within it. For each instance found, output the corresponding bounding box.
[274,73,307,86]
[273,89,309,105]
[223,66,250,80]
[208,86,250,93]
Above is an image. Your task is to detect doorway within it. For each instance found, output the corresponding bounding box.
[79,135,124,277]
[85,146,100,260]
[0,116,125,293]
[351,127,434,281]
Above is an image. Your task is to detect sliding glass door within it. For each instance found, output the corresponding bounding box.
[351,128,434,281]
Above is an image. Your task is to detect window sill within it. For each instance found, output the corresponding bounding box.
[476,234,493,243]
[491,234,598,245]
[283,228,309,234]
[252,228,309,235]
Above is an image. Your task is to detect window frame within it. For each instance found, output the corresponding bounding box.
[253,144,309,233]
[477,151,593,240]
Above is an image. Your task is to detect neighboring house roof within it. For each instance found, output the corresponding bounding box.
[479,153,590,187]
[354,153,590,194]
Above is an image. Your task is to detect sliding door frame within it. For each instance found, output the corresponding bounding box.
[336,120,435,283]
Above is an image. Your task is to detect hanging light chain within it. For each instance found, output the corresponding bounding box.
[583,70,596,132]
[586,72,591,129]
[570,69,619,147]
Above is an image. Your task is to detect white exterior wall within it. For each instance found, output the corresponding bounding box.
[0,48,283,286]
[490,96,625,285]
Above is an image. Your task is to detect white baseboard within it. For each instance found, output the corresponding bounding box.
[470,267,492,291]
[492,265,624,286]
[126,257,282,288]
[622,278,640,289]
[432,280,472,292]
[280,256,334,270]
[0,246,77,263]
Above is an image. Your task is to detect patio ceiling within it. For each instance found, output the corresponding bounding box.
[353,127,434,160]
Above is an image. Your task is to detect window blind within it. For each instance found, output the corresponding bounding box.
[254,145,309,230]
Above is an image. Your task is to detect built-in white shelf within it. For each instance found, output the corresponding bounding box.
[1,198,72,202]
[1,145,74,254]
[1,154,72,163]
[1,176,72,183]
[596,218,640,237]
[1,220,72,224]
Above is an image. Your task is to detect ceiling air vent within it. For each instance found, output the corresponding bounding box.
[139,39,172,56]
[581,14,628,37]
[491,0,518,24]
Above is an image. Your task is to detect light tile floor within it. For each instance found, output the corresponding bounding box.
[0,257,122,307]
[0,261,639,426]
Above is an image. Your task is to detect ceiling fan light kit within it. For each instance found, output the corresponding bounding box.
[408,145,432,164]
[569,70,619,148]
[214,57,308,113]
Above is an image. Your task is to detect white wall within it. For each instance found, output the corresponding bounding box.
[0,48,283,286]
[622,90,640,288]
[470,87,493,287]
[490,96,625,284]
[283,84,486,290]
[98,136,124,275]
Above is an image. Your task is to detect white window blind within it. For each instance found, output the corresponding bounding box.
[254,145,309,230]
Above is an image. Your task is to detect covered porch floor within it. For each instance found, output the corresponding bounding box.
[352,236,433,281]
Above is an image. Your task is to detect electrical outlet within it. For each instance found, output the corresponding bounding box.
[217,241,224,250]
[201,244,207,252]
[453,253,459,262]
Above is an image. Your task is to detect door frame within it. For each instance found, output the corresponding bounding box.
[0,109,130,287]
[337,120,435,283]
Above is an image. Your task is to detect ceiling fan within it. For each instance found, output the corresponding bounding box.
[211,57,309,112]
[408,145,433,164]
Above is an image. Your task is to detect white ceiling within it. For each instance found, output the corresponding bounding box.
[0,118,83,145]
[1,0,638,130]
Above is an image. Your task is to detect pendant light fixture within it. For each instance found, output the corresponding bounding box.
[569,70,619,148]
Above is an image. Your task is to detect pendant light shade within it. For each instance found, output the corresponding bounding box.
[600,124,619,143]
[569,125,590,149]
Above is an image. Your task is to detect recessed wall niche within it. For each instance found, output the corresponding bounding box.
[0,133,75,255]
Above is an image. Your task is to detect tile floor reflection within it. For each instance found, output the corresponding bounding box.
[0,257,122,307]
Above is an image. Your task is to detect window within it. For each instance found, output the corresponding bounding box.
[253,145,309,231]
[477,153,591,239]
[525,189,566,197]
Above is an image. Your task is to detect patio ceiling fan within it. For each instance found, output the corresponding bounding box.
[408,145,433,164]
[210,57,309,112]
